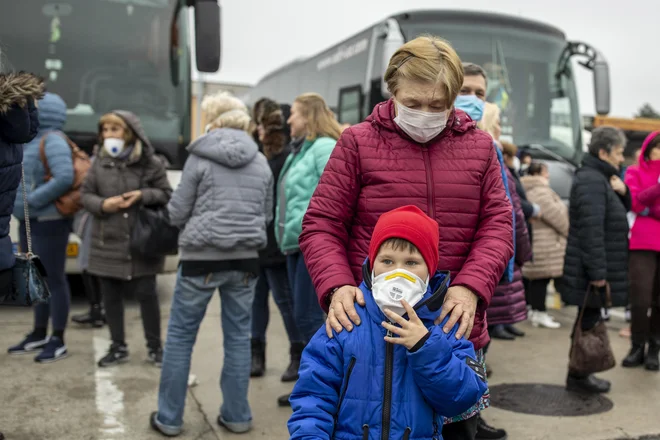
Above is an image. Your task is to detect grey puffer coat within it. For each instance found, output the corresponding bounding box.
[168,128,273,261]
[81,111,172,280]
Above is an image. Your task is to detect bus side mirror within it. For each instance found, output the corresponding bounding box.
[593,60,610,116]
[380,19,405,99]
[193,0,221,73]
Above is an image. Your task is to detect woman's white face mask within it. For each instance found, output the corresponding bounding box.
[371,268,429,317]
[394,101,448,144]
[103,137,125,158]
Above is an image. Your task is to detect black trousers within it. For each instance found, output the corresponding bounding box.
[82,271,102,306]
[99,275,161,350]
[441,414,478,440]
[629,251,660,345]
[525,278,551,312]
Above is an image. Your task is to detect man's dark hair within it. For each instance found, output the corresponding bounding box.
[588,126,626,157]
[462,62,488,85]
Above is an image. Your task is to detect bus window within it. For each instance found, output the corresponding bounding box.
[338,86,363,125]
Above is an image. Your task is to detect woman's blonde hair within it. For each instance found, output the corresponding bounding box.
[294,93,342,141]
[201,91,247,123]
[209,109,252,132]
[99,112,136,144]
[478,102,501,139]
[384,35,463,105]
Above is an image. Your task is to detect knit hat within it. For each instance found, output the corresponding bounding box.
[368,205,440,276]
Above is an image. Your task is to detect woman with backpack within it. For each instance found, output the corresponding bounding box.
[7,92,75,363]
[82,111,172,368]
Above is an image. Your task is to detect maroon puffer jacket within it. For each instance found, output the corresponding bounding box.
[299,99,513,350]
[487,167,532,326]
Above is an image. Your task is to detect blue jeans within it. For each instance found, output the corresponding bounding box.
[19,218,72,333]
[251,264,302,344]
[156,268,257,430]
[287,252,325,343]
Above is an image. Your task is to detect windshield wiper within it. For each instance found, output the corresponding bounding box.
[520,144,577,167]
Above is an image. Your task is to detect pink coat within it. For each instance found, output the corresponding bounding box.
[299,100,514,351]
[625,131,660,252]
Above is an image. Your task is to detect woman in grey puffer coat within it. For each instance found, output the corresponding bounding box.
[152,99,273,436]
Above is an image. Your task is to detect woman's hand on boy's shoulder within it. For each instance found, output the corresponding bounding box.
[326,285,365,338]
[382,301,429,351]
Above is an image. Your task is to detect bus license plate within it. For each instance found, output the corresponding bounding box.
[66,243,79,257]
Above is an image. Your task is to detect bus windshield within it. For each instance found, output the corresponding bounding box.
[0,0,188,155]
[401,21,582,162]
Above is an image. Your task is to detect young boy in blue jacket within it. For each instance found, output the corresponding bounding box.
[288,205,488,439]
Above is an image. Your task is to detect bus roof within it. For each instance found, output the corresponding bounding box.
[256,9,566,84]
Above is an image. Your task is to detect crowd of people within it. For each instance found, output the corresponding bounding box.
[1,33,660,440]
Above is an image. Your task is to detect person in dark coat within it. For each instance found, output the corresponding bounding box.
[82,111,172,368]
[0,72,43,295]
[249,98,303,382]
[561,126,630,394]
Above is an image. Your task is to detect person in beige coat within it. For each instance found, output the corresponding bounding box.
[521,162,569,329]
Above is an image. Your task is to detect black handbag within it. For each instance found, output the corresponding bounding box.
[0,165,51,306]
[129,206,179,259]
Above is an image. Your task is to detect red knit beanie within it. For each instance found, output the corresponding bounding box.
[368,205,440,276]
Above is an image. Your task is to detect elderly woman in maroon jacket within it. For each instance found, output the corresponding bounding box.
[298,36,513,438]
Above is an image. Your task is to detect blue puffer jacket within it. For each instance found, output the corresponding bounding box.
[0,73,43,270]
[13,92,74,221]
[288,267,488,440]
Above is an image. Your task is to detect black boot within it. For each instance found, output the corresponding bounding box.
[645,339,660,371]
[250,339,265,377]
[281,342,304,382]
[489,325,515,341]
[475,415,507,440]
[566,372,611,394]
[504,324,525,337]
[71,304,106,328]
[277,393,291,407]
[621,343,645,368]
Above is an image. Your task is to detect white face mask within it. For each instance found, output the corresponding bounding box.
[394,101,448,144]
[103,138,125,158]
[372,268,429,317]
[512,156,521,173]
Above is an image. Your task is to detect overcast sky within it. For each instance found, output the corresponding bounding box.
[201,0,657,117]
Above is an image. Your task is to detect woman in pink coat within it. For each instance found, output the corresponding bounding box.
[623,131,660,371]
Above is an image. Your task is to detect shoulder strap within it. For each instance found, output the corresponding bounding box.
[39,131,77,179]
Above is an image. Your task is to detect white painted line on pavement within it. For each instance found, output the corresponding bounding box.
[93,335,126,438]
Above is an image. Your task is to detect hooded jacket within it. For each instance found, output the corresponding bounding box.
[168,128,273,262]
[13,92,74,221]
[625,131,660,252]
[561,154,631,307]
[81,111,172,280]
[521,174,568,280]
[288,268,488,440]
[0,72,43,270]
[487,167,532,326]
[298,99,514,350]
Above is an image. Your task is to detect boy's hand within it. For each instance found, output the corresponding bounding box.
[382,300,429,350]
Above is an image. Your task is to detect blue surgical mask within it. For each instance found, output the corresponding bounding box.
[454,95,485,122]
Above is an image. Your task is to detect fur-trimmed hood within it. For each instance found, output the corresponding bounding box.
[0,72,44,114]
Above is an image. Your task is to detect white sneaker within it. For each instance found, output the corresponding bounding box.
[531,311,561,329]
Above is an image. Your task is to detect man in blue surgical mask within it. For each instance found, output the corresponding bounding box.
[454,62,509,440]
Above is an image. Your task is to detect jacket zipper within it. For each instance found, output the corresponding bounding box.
[333,356,357,437]
[422,147,435,218]
[381,328,394,440]
[362,424,370,440]
[403,427,411,440]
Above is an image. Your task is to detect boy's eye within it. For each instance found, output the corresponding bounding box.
[406,261,418,266]
[381,259,393,265]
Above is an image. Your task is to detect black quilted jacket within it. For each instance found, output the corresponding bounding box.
[561,154,631,307]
